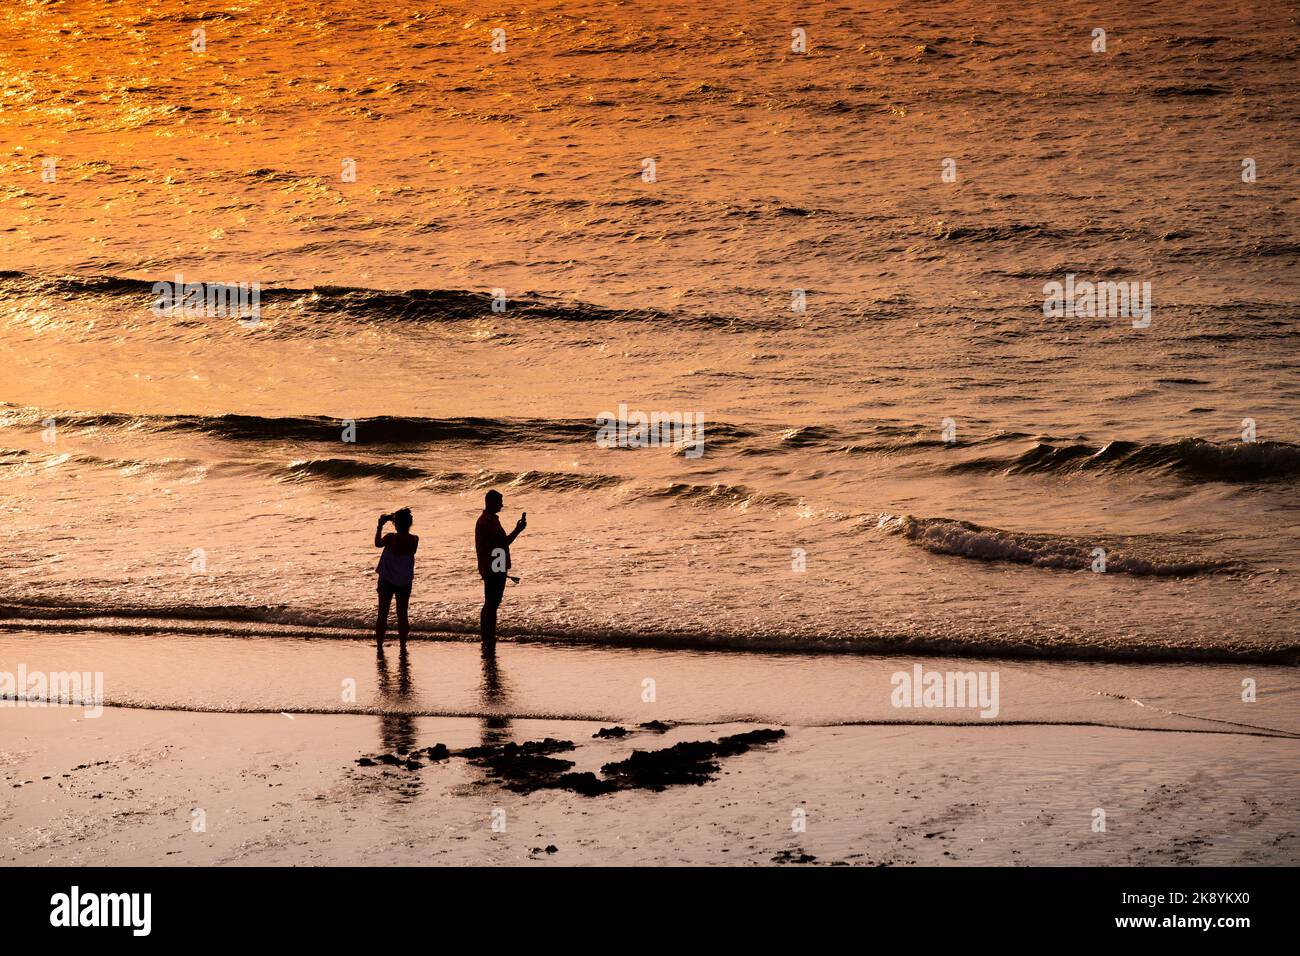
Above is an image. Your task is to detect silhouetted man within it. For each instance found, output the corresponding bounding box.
[475,489,525,644]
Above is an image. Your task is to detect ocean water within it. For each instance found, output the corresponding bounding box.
[1,0,1298,663]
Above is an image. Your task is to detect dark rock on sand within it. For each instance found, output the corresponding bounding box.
[455,739,623,795]
[595,721,673,739]
[772,849,817,864]
[601,743,720,789]
[602,729,786,792]
[355,743,451,770]
[455,739,578,793]
[555,772,621,796]
[367,729,786,796]
[457,738,575,760]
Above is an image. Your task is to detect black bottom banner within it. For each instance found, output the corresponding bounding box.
[2,865,1285,942]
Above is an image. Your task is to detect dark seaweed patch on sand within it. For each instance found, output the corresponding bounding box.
[456,738,580,791]
[593,719,676,738]
[601,729,786,791]
[354,728,784,796]
[772,849,818,864]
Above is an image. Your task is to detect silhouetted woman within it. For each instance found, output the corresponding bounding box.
[374,507,418,646]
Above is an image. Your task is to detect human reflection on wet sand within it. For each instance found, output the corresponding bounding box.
[374,643,420,801]
[478,642,513,749]
[367,643,517,797]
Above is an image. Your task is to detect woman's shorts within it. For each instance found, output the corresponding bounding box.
[378,579,412,600]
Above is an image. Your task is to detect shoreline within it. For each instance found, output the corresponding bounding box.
[4,700,1296,739]
[3,612,1298,666]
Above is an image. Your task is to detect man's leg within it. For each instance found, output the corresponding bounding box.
[480,578,494,643]
[480,574,504,644]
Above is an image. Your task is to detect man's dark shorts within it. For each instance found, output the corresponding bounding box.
[482,572,507,609]
[378,579,411,601]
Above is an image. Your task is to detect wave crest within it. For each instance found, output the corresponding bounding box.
[952,438,1300,482]
[0,271,754,329]
[890,516,1241,577]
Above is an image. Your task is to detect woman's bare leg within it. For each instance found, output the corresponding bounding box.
[376,588,393,644]
[395,590,410,644]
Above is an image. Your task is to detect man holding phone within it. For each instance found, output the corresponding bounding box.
[475,489,526,645]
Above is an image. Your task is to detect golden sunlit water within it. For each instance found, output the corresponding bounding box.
[1,0,1297,666]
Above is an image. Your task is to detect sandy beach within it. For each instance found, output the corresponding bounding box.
[4,633,1298,866]
[6,705,1299,867]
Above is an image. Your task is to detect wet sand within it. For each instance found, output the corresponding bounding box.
[4,704,1298,866]
[4,631,1297,865]
[4,628,1299,731]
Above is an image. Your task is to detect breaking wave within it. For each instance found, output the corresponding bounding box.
[1,601,1295,664]
[950,438,1300,483]
[890,516,1242,577]
[0,404,755,447]
[277,458,429,482]
[0,270,752,329]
